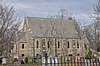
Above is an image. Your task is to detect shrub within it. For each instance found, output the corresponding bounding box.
[85,50,93,59]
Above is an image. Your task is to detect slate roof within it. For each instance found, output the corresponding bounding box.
[25,17,80,38]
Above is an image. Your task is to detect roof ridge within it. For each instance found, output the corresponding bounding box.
[26,16,50,19]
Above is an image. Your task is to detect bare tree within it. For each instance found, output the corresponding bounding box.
[39,9,77,57]
[0,2,22,56]
[40,16,58,57]
[85,0,100,52]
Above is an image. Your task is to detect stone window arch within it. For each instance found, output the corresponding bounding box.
[22,44,24,49]
[68,41,70,48]
[58,41,60,48]
[77,42,79,48]
[47,41,50,48]
[36,40,39,48]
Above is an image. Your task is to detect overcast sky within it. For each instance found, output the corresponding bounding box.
[2,0,98,26]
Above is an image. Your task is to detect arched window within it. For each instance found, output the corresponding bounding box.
[22,44,24,49]
[58,41,60,48]
[77,42,79,48]
[22,54,24,57]
[68,41,70,48]
[47,41,50,48]
[36,41,39,48]
[84,45,87,50]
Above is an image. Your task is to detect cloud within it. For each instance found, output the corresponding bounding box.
[1,0,97,25]
[13,3,31,9]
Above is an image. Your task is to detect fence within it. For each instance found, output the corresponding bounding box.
[41,57,100,66]
[1,56,100,66]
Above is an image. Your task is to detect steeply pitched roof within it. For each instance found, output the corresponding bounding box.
[25,17,80,38]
